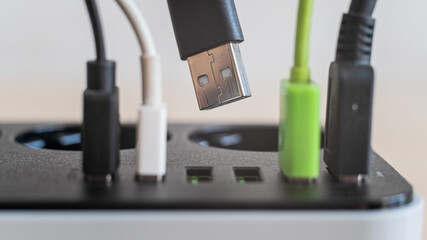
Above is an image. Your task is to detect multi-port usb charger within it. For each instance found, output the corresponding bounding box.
[0,123,423,239]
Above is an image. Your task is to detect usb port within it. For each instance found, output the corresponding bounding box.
[233,167,262,183]
[186,166,213,184]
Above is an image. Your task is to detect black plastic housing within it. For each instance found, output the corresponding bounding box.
[83,60,120,178]
[324,62,374,176]
[323,10,376,178]
[167,0,244,60]
[83,88,120,177]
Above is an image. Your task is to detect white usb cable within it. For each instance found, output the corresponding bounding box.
[116,0,167,182]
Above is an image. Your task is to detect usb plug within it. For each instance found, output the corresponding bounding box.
[167,0,251,110]
[324,1,377,182]
[187,43,251,110]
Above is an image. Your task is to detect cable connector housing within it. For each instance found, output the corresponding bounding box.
[167,0,244,60]
[83,61,120,179]
[83,0,120,181]
[324,62,374,178]
[136,104,167,182]
[279,80,320,180]
[278,0,319,181]
[324,7,376,180]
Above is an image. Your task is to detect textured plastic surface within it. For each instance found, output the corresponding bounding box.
[279,81,320,179]
[336,13,375,65]
[0,123,413,210]
[167,0,244,59]
[0,193,421,240]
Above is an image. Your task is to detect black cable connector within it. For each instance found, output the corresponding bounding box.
[323,0,376,181]
[167,0,251,110]
[83,0,120,181]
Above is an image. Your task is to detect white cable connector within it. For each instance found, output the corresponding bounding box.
[116,0,167,182]
[136,104,167,182]
[136,55,166,182]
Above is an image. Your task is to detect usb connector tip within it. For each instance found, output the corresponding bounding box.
[187,43,251,110]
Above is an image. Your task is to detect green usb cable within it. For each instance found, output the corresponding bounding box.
[278,0,320,181]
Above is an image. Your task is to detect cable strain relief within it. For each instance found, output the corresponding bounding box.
[290,66,310,84]
[140,54,162,106]
[87,60,116,92]
[335,13,375,65]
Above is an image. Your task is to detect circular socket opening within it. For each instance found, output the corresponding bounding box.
[15,125,170,151]
[189,126,279,152]
[190,126,324,152]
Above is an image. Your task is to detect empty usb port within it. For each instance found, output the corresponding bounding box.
[233,167,262,183]
[186,166,213,184]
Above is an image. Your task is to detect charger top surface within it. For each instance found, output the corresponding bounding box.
[0,123,412,210]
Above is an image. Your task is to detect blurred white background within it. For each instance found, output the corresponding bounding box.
[0,0,426,237]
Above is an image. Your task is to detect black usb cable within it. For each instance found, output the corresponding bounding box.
[323,0,377,182]
[167,0,251,110]
[83,0,120,181]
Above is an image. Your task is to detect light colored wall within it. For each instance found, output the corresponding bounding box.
[0,0,425,122]
[0,0,426,237]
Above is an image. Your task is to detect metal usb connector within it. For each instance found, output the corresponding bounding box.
[187,43,251,110]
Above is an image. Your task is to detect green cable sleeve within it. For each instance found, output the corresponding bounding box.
[290,0,313,84]
[278,0,320,180]
[279,81,320,179]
